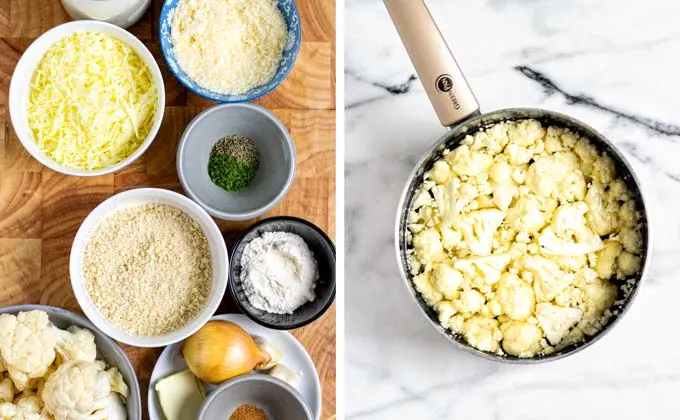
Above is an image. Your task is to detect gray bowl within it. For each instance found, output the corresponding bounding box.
[230,217,336,330]
[198,374,312,420]
[0,304,142,419]
[177,103,296,221]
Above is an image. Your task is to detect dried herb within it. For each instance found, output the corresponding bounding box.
[208,135,259,191]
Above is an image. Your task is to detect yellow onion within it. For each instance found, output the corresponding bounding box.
[181,321,277,384]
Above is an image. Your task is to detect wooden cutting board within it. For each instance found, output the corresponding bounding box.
[0,0,336,418]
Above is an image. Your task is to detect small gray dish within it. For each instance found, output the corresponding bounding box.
[177,103,296,221]
[230,216,336,330]
[198,374,313,420]
[0,304,142,419]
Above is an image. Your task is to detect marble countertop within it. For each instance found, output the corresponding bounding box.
[344,0,680,418]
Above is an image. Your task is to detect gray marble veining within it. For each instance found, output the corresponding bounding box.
[345,0,680,418]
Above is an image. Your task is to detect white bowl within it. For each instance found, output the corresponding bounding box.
[9,21,165,177]
[70,188,228,347]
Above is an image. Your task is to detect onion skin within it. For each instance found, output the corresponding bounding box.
[181,321,272,384]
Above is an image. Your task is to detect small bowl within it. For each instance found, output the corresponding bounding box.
[159,0,301,103]
[176,103,296,221]
[70,188,229,348]
[198,374,313,420]
[0,304,142,419]
[8,20,165,177]
[230,216,335,330]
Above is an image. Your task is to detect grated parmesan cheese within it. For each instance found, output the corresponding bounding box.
[27,31,157,171]
[170,0,287,95]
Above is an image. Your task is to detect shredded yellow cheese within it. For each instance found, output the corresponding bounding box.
[27,31,157,170]
[170,0,287,95]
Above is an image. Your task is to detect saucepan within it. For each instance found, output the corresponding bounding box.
[388,0,651,362]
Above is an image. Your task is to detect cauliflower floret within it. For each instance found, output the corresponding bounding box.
[457,290,486,314]
[42,361,127,420]
[439,228,460,251]
[0,377,14,403]
[431,264,464,299]
[538,203,604,256]
[619,227,642,254]
[456,209,505,256]
[0,311,58,391]
[544,127,564,154]
[511,164,528,184]
[584,182,619,236]
[575,267,599,287]
[554,326,585,351]
[469,130,506,155]
[505,143,533,165]
[0,395,49,420]
[509,119,545,146]
[594,240,623,279]
[90,394,126,420]
[526,154,585,202]
[54,326,97,364]
[446,315,466,333]
[506,196,546,234]
[104,369,128,399]
[462,317,501,353]
[434,301,457,325]
[490,159,517,210]
[590,155,616,184]
[500,320,543,357]
[554,286,584,307]
[441,181,479,228]
[430,160,453,184]
[579,280,617,335]
[573,138,599,177]
[485,122,511,152]
[619,200,639,227]
[454,254,512,286]
[560,130,578,148]
[535,303,584,345]
[617,252,641,278]
[486,299,503,317]
[496,273,535,320]
[606,179,631,203]
[411,189,433,210]
[447,145,493,176]
[412,272,443,306]
[412,228,445,263]
[522,255,575,302]
[551,255,587,272]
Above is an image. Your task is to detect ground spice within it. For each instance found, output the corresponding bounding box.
[208,135,259,191]
[229,404,268,420]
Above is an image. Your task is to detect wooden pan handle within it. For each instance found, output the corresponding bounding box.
[384,0,480,127]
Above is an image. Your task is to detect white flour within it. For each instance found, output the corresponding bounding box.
[241,232,318,314]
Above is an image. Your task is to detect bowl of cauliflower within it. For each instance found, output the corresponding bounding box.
[396,110,650,363]
[0,304,141,419]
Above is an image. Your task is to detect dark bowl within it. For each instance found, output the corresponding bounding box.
[230,216,336,329]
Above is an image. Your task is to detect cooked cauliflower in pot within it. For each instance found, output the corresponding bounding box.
[0,310,129,419]
[406,120,644,357]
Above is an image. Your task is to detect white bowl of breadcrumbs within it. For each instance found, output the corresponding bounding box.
[70,188,229,347]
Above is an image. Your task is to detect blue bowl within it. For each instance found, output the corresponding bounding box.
[159,0,301,103]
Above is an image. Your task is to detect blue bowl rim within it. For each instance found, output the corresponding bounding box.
[229,216,336,330]
[158,0,302,103]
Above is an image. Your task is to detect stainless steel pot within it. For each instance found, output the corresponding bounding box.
[388,0,651,363]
